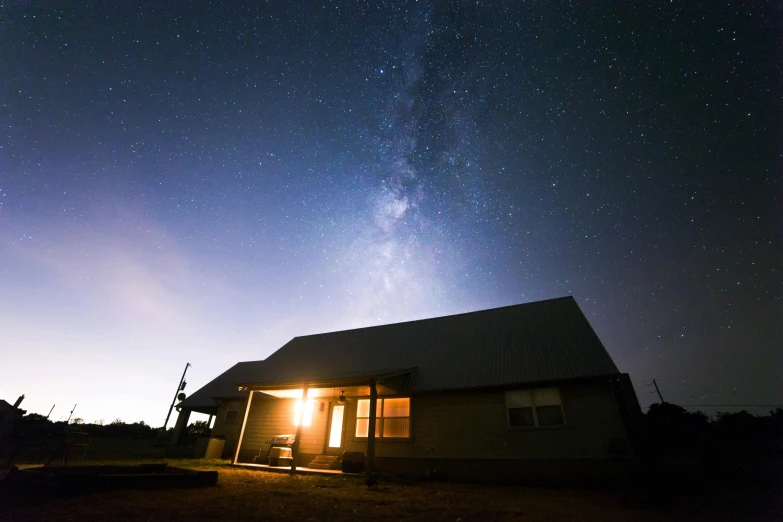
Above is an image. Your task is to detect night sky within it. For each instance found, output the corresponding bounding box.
[2,2,780,424]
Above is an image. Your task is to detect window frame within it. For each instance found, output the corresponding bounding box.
[505,387,566,430]
[354,396,412,440]
[224,409,240,423]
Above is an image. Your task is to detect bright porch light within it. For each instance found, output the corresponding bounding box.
[293,399,315,427]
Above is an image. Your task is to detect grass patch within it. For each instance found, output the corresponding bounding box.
[1,462,779,521]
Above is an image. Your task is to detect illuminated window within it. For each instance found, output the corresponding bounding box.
[355,397,410,438]
[293,400,316,427]
[224,410,239,422]
[505,388,564,427]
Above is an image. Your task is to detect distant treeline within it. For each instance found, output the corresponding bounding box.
[639,404,783,491]
[18,414,211,441]
[18,405,783,452]
[644,403,783,453]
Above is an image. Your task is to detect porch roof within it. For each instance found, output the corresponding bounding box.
[176,360,265,414]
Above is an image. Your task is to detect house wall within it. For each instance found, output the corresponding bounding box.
[337,380,632,480]
[233,380,632,482]
[235,393,329,464]
[211,398,247,460]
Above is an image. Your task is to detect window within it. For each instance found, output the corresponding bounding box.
[355,397,410,438]
[225,410,239,422]
[505,388,565,427]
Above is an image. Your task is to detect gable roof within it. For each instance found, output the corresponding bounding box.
[239,296,619,393]
[176,361,262,413]
[0,399,26,416]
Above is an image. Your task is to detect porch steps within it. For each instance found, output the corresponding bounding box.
[307,454,341,470]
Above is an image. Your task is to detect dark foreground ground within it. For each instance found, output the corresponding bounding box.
[1,460,781,522]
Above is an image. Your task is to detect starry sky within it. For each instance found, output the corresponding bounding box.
[2,1,780,424]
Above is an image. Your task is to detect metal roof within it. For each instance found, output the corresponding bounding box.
[239,296,620,393]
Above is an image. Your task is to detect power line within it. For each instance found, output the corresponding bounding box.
[634,382,654,393]
[647,377,782,382]
[643,404,782,409]
[677,404,782,407]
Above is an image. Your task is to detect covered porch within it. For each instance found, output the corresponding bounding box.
[233,368,415,479]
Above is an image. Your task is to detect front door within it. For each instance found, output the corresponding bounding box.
[325,403,345,454]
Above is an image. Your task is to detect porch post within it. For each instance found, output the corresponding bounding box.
[365,379,377,482]
[291,384,308,472]
[168,408,191,446]
[233,391,254,464]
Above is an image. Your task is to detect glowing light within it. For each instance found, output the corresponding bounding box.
[293,399,316,427]
[328,404,345,448]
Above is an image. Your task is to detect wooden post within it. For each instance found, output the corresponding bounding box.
[291,384,309,472]
[233,391,254,464]
[365,379,377,482]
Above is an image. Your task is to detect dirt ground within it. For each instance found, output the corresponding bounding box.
[1,460,780,521]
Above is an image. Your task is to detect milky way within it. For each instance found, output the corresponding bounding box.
[1,2,780,423]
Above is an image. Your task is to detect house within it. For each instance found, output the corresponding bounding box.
[172,361,266,458]
[174,297,643,483]
[1,396,27,470]
[0,396,26,440]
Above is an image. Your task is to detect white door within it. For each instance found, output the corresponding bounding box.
[326,403,345,453]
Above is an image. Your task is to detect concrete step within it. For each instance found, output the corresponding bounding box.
[309,462,340,469]
[308,454,341,470]
[311,455,339,462]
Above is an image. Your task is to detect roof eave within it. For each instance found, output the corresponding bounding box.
[404,372,625,396]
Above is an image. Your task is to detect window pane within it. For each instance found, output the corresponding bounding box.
[355,418,368,437]
[536,405,565,426]
[508,407,535,427]
[383,398,410,417]
[506,390,533,408]
[356,399,369,418]
[533,388,561,406]
[383,418,410,438]
[354,418,381,438]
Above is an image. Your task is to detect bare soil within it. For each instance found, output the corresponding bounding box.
[1,460,780,521]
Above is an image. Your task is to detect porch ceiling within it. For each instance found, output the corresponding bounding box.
[236,367,416,398]
[253,384,399,399]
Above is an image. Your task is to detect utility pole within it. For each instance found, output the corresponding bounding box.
[46,404,55,419]
[163,362,190,431]
[66,404,77,423]
[652,379,664,403]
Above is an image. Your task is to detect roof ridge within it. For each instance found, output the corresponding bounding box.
[291,296,575,340]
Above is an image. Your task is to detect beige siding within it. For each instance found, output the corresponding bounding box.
[342,381,628,460]
[209,398,248,459]
[300,400,329,454]
[238,395,329,457]
[211,399,246,440]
